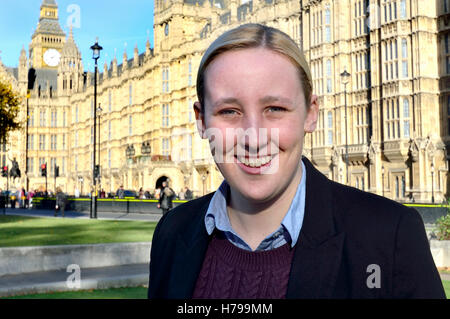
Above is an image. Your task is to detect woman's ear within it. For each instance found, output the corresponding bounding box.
[194,101,207,139]
[304,94,319,133]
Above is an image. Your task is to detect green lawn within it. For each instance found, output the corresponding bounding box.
[5,286,148,299]
[0,215,156,247]
[443,280,450,299]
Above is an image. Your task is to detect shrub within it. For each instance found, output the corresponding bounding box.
[436,200,450,241]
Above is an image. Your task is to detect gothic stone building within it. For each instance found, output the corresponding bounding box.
[0,0,448,202]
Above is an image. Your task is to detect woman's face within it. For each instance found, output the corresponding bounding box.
[195,47,318,204]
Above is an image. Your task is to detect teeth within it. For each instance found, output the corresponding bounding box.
[237,156,273,168]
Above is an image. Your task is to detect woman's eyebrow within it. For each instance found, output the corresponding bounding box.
[212,97,241,109]
[212,96,293,108]
[259,95,293,106]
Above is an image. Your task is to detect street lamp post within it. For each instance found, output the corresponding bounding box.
[431,163,435,203]
[340,70,351,185]
[97,104,102,191]
[90,38,103,219]
[26,68,36,193]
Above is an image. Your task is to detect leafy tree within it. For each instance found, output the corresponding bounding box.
[0,79,22,144]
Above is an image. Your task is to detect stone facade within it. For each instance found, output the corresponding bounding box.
[0,0,448,202]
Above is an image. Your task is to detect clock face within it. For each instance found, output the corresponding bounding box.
[43,49,61,67]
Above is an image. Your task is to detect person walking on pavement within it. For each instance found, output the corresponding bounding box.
[157,181,175,216]
[116,185,125,199]
[55,187,66,217]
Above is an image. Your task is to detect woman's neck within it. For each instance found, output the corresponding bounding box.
[226,164,303,250]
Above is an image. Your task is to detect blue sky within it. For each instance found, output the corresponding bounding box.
[0,0,155,69]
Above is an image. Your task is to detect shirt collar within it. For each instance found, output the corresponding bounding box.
[204,160,307,248]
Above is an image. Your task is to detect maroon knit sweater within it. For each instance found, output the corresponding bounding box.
[192,234,295,299]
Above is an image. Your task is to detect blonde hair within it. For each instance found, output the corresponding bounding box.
[196,23,313,112]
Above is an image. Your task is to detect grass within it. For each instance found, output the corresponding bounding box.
[5,286,148,299]
[0,215,156,247]
[444,280,450,299]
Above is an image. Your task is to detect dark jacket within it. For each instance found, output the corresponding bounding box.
[159,187,175,210]
[56,191,66,208]
[148,157,445,299]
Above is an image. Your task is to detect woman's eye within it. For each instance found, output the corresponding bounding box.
[267,106,286,113]
[218,109,238,116]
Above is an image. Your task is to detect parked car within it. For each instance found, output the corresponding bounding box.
[123,190,137,199]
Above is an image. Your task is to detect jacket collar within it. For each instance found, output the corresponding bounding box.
[286,157,345,298]
[169,157,345,299]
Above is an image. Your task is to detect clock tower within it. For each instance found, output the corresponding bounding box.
[29,0,66,69]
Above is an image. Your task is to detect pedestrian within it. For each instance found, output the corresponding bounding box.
[54,187,66,217]
[184,187,193,200]
[74,188,80,198]
[178,189,185,200]
[148,24,445,299]
[27,189,35,209]
[157,181,175,216]
[100,188,106,198]
[139,187,145,199]
[116,185,125,199]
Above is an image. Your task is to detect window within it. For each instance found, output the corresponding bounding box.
[356,106,370,143]
[162,66,170,93]
[129,83,133,106]
[188,59,192,86]
[162,138,170,156]
[40,109,46,127]
[74,131,78,147]
[109,91,112,112]
[63,111,66,127]
[162,103,170,127]
[108,121,112,140]
[400,0,406,18]
[386,98,400,140]
[403,99,410,138]
[188,99,193,123]
[354,0,368,36]
[28,110,34,127]
[129,115,133,136]
[108,149,111,168]
[325,6,331,43]
[401,176,406,198]
[28,134,34,150]
[384,40,398,81]
[51,110,57,127]
[401,38,408,77]
[327,111,333,145]
[75,105,78,123]
[188,134,192,160]
[39,134,46,150]
[62,157,65,174]
[74,155,78,172]
[51,134,57,150]
[326,60,332,93]
[50,158,56,175]
[62,134,66,150]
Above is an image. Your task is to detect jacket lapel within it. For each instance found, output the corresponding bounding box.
[167,194,213,298]
[287,157,346,298]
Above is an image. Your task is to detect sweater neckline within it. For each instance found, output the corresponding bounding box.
[210,233,295,271]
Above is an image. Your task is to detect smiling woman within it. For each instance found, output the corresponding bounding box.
[148,23,445,300]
